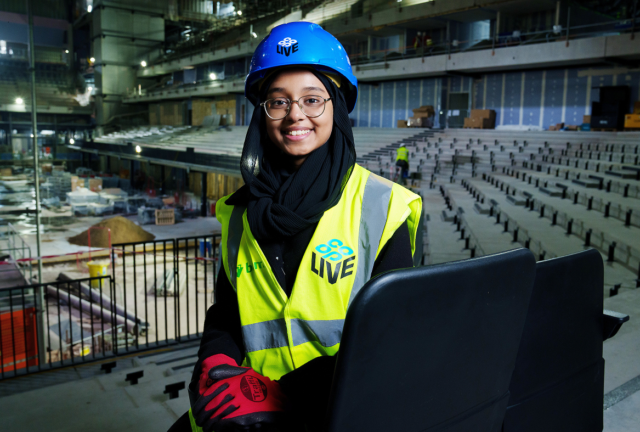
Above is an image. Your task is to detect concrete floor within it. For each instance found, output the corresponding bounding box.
[1,157,639,430]
[0,290,636,432]
[0,346,197,432]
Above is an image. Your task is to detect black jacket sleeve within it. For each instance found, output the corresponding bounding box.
[190,259,244,385]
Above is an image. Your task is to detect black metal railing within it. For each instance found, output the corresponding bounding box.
[0,233,221,381]
[0,276,122,380]
[110,234,220,351]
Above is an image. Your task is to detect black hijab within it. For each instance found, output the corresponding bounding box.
[227,69,356,241]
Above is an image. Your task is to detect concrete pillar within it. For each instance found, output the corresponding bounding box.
[92,5,164,125]
[129,160,135,190]
[555,1,561,26]
[201,172,208,217]
[161,165,166,193]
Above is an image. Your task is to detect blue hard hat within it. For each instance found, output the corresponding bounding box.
[245,22,358,113]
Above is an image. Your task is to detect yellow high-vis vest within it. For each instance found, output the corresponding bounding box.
[188,164,421,431]
[218,164,420,379]
[396,146,409,163]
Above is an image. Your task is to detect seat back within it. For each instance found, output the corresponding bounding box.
[326,248,536,432]
[504,249,604,432]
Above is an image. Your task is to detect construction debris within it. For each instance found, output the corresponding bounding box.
[68,216,155,247]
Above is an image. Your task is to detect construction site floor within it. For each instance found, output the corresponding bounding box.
[2,214,221,259]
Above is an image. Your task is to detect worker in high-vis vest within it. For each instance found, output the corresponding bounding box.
[168,21,422,432]
[395,145,410,185]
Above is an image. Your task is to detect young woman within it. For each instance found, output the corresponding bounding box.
[169,22,422,432]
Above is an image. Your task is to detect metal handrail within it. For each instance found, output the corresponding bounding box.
[0,223,33,282]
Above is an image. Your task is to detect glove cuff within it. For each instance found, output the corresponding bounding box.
[203,353,238,369]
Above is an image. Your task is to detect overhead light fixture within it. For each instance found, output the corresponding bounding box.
[87,86,93,92]
[135,145,142,153]
[90,57,95,63]
[65,49,69,54]
[15,97,23,104]
[69,138,75,144]
[140,60,147,67]
[251,32,258,38]
[31,134,34,138]
[87,5,93,13]
[237,10,242,15]
[209,72,217,80]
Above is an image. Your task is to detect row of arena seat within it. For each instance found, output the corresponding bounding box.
[0,81,82,109]
[374,129,640,300]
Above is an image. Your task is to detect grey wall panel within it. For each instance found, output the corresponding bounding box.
[565,68,588,126]
[370,84,382,127]
[504,72,522,126]
[394,81,408,128]
[522,70,543,127]
[382,82,394,128]
[542,69,565,128]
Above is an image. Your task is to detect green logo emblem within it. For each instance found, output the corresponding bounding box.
[311,239,355,284]
[237,261,264,278]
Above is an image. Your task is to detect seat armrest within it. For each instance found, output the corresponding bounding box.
[603,309,630,341]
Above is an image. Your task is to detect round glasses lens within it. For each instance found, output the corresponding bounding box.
[300,96,325,117]
[266,98,290,119]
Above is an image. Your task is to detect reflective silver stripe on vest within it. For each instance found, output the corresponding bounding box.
[350,174,393,306]
[242,318,345,352]
[227,206,245,289]
[292,319,345,348]
[242,318,289,352]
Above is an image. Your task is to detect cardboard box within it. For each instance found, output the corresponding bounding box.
[71,176,86,191]
[470,109,496,120]
[0,168,12,176]
[583,115,591,124]
[634,102,640,115]
[477,118,494,129]
[88,178,103,192]
[397,120,408,128]
[624,114,640,129]
[407,117,423,127]
[549,123,565,131]
[412,105,435,118]
[41,164,52,174]
[469,109,496,129]
[566,125,579,131]
[464,117,493,129]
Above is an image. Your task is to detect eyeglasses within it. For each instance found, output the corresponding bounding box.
[261,95,332,120]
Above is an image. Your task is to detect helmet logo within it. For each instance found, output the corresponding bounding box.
[277,37,299,57]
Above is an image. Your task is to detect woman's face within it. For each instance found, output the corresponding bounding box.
[265,69,333,168]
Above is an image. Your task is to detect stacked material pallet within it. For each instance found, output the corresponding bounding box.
[67,188,100,216]
[49,172,73,199]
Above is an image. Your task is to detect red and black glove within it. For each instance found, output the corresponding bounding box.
[192,361,289,432]
[197,354,237,396]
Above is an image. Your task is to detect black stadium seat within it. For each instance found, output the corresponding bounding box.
[503,249,626,432]
[326,248,536,432]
